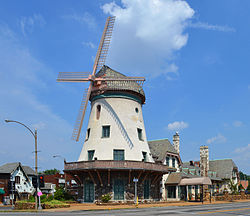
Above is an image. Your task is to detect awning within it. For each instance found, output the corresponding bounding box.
[179,177,212,186]
[0,188,5,194]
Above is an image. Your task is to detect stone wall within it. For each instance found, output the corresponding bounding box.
[215,191,250,201]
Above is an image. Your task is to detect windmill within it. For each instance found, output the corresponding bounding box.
[57,16,145,142]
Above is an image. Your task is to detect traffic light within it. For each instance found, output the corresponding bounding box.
[32,177,38,188]
[38,175,44,188]
[8,181,15,193]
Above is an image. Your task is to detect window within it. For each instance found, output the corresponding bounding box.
[15,176,20,184]
[113,150,124,161]
[166,157,170,166]
[172,158,176,168]
[96,105,101,120]
[102,125,110,138]
[142,152,147,162]
[167,186,176,198]
[86,128,90,140]
[135,107,139,113]
[88,150,95,161]
[137,128,143,141]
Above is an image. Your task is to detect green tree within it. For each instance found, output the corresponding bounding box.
[41,169,60,175]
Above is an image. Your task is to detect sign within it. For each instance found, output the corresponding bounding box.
[133,178,138,183]
[37,191,43,197]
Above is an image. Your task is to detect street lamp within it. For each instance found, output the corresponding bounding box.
[52,155,67,191]
[5,119,39,210]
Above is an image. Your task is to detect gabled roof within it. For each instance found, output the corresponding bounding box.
[209,159,238,179]
[148,139,178,162]
[0,162,35,176]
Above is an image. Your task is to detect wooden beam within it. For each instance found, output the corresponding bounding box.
[108,169,110,186]
[137,170,143,180]
[151,175,159,185]
[96,170,103,186]
[128,170,131,186]
[152,174,162,185]
[88,171,96,185]
[141,172,149,184]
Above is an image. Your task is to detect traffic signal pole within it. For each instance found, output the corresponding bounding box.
[35,129,38,210]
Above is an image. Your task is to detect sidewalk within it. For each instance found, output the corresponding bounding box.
[43,199,250,212]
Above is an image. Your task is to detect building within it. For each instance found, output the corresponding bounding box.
[148,132,182,201]
[64,66,172,202]
[43,173,78,197]
[0,162,36,203]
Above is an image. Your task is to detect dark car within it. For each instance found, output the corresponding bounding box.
[245,190,250,194]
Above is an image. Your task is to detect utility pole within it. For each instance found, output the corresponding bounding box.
[5,120,39,210]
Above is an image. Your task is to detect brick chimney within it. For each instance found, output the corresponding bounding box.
[173,132,180,154]
[200,146,209,177]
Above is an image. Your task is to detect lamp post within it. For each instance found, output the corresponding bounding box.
[52,155,67,191]
[5,119,39,210]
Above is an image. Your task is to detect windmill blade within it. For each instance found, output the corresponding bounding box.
[72,16,116,142]
[92,16,115,75]
[72,84,92,141]
[57,72,91,82]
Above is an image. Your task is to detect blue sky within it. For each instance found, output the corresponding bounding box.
[0,0,249,174]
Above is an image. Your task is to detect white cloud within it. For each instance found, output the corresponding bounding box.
[19,14,46,36]
[63,12,97,29]
[189,22,235,32]
[233,120,243,127]
[206,133,226,144]
[167,121,189,131]
[102,0,194,78]
[82,41,96,49]
[235,144,250,154]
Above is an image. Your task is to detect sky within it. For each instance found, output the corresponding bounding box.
[0,0,250,174]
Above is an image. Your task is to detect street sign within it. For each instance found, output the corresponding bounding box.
[133,178,138,182]
[37,191,43,197]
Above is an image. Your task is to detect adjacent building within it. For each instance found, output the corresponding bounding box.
[0,162,36,203]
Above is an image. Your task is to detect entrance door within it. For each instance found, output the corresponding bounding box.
[180,186,187,201]
[144,179,150,199]
[114,179,124,200]
[84,181,94,202]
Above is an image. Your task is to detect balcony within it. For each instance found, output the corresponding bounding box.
[64,160,175,173]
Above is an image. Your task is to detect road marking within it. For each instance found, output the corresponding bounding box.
[198,207,250,214]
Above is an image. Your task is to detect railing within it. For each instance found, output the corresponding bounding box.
[64,160,175,173]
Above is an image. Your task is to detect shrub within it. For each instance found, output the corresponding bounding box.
[28,196,35,202]
[101,193,112,203]
[54,187,74,201]
[40,194,47,203]
[47,195,53,202]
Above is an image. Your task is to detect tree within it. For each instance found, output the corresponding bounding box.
[41,169,60,175]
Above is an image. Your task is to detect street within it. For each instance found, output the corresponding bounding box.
[0,202,249,216]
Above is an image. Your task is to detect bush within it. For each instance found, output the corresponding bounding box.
[47,195,53,202]
[40,194,47,203]
[28,196,35,202]
[54,187,74,201]
[101,193,112,203]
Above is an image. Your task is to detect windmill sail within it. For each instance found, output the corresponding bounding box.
[72,16,116,141]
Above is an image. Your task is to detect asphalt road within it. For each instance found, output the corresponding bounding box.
[0,202,249,216]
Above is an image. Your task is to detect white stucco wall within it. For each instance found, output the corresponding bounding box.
[78,97,154,162]
[11,168,34,194]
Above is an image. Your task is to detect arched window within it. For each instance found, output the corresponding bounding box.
[96,105,101,120]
